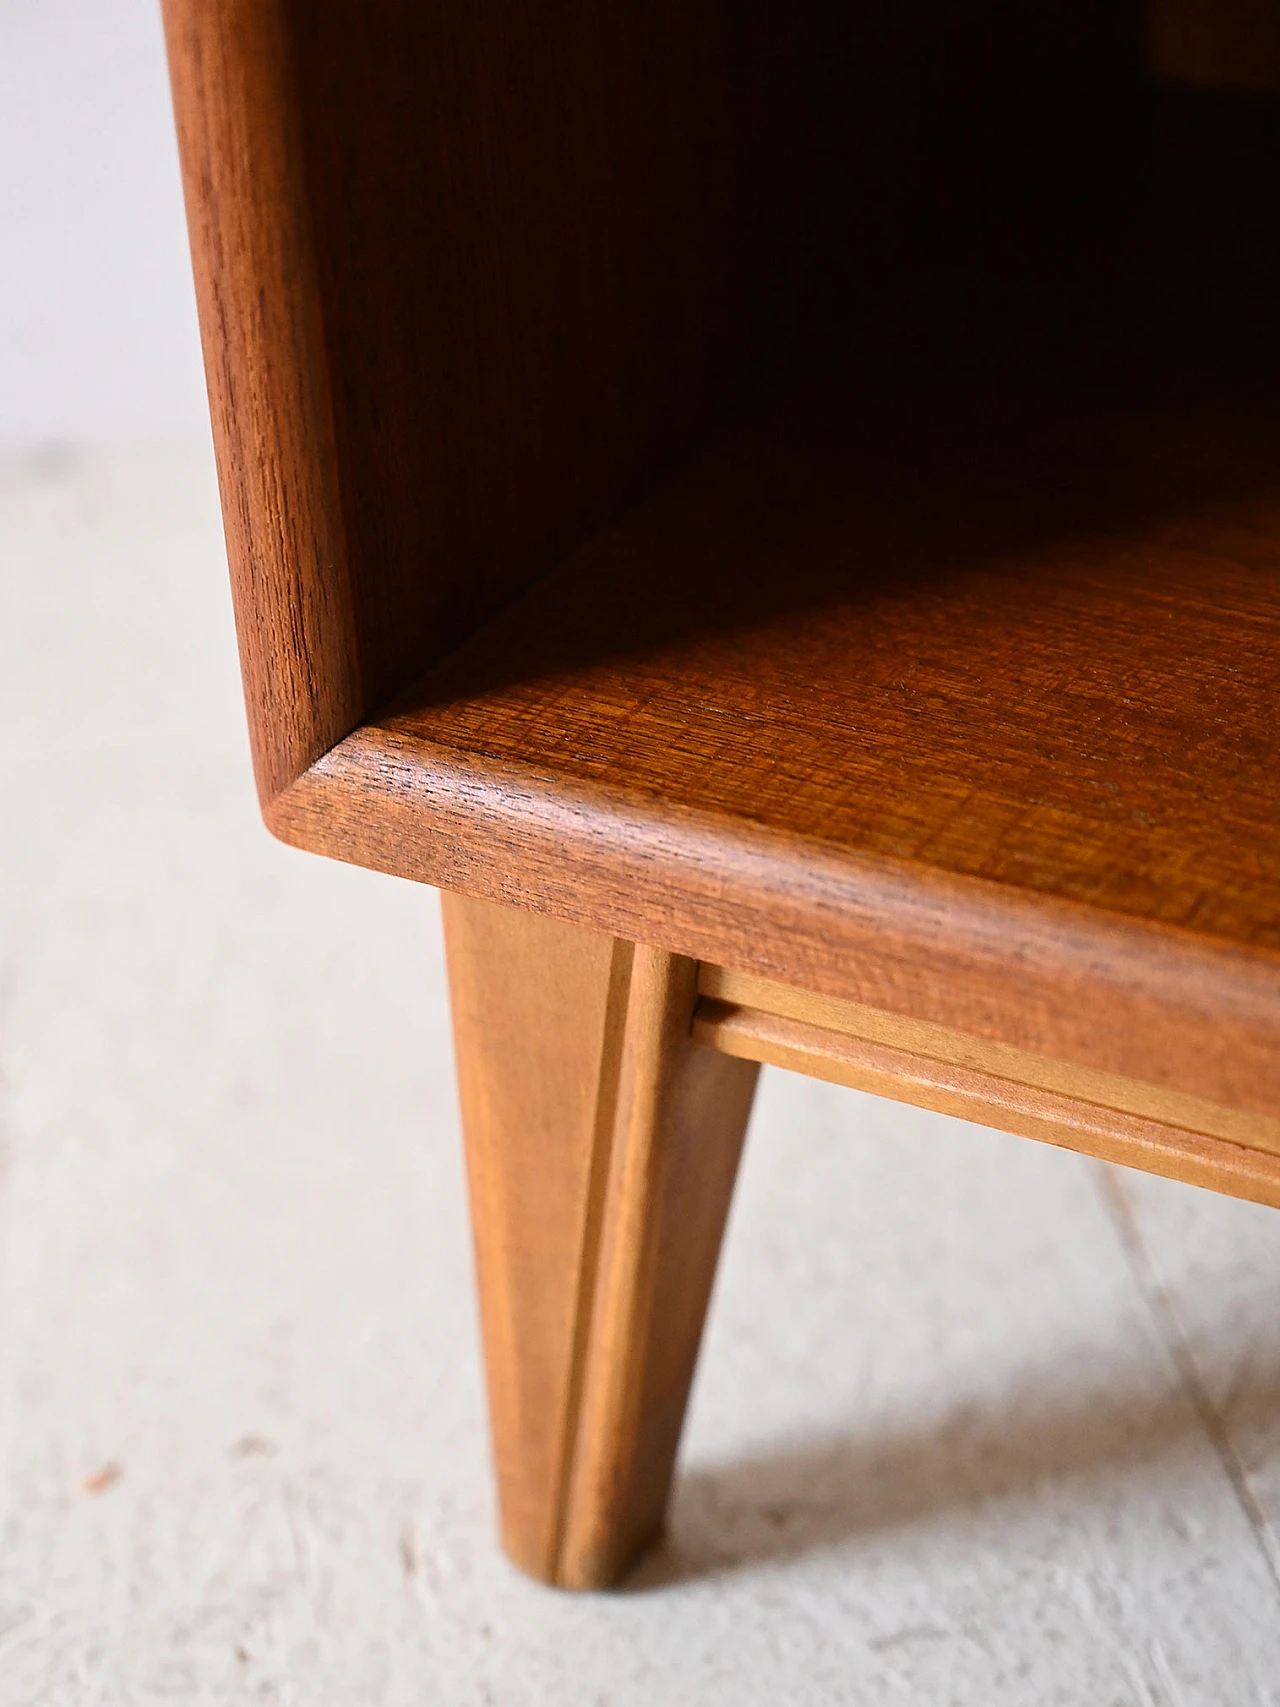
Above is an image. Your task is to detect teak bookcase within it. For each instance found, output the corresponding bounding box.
[163,1,1280,1589]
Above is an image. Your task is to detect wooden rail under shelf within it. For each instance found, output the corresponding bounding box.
[694,965,1280,1211]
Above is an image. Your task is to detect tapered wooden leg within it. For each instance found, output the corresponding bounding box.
[442,892,759,1590]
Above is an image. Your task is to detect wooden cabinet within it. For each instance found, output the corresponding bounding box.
[162,0,1280,1587]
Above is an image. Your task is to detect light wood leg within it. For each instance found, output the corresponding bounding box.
[442,892,759,1590]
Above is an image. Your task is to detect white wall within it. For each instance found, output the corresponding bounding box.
[0,0,208,456]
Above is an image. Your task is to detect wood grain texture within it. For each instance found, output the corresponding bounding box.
[443,894,757,1589]
[384,377,1280,953]
[270,378,1280,1122]
[283,0,741,723]
[161,0,361,803]
[695,998,1280,1212]
[698,966,1280,1156]
[164,0,1140,804]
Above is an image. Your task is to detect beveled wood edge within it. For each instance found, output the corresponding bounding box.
[693,999,1280,1211]
[697,966,1280,1155]
[264,723,1280,1121]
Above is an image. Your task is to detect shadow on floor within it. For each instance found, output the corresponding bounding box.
[627,1327,1280,1591]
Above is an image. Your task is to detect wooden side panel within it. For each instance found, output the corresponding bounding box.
[443,895,757,1588]
[165,0,1143,809]
[286,0,739,713]
[160,0,361,803]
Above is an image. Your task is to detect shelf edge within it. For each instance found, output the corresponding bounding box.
[266,722,1280,1121]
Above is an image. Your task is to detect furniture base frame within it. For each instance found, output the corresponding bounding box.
[445,892,1280,1588]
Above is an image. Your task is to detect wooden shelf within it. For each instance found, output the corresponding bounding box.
[399,369,1280,949]
[270,365,1280,1120]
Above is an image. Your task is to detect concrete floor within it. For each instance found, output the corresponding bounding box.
[3,442,1280,1705]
